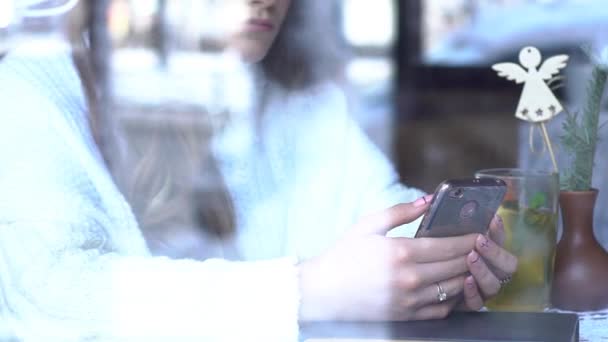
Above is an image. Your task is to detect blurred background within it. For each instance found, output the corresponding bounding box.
[10,0,608,241]
[76,0,608,193]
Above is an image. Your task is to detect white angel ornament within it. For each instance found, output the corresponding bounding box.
[493,46,569,171]
[493,46,569,122]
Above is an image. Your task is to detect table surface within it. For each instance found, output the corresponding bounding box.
[548,308,608,341]
[301,311,580,342]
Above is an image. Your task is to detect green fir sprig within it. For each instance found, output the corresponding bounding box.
[560,49,608,191]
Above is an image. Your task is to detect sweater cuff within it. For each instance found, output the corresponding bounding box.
[202,257,301,341]
[112,256,300,341]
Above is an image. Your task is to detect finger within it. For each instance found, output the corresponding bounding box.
[408,275,466,308]
[353,195,433,236]
[467,250,501,298]
[396,257,469,290]
[392,234,478,263]
[476,234,518,277]
[488,214,506,247]
[412,298,459,320]
[462,275,484,311]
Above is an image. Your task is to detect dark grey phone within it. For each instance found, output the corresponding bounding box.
[415,178,507,238]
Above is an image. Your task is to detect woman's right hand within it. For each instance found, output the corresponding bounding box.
[298,195,479,322]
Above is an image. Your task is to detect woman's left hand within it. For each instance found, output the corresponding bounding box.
[460,214,518,310]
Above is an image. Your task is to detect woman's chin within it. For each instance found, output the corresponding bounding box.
[237,49,267,64]
[229,40,271,64]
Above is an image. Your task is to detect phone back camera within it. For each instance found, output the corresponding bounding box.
[449,188,464,199]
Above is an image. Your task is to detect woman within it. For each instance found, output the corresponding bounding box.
[0,0,516,340]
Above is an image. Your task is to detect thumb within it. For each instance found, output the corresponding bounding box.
[353,194,433,236]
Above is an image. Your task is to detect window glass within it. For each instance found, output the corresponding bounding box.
[423,0,608,66]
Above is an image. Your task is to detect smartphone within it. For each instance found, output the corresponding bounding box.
[415,177,507,238]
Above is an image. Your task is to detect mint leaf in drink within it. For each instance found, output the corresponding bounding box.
[530,192,547,210]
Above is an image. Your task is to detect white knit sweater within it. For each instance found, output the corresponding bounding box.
[0,43,421,341]
[211,78,424,261]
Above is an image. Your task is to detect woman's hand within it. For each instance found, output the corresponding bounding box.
[460,215,518,310]
[298,195,481,322]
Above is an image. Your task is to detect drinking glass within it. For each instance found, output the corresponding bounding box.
[475,168,559,311]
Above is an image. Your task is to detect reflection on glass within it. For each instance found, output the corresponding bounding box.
[423,0,608,66]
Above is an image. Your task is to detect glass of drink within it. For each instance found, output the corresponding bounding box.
[475,168,559,311]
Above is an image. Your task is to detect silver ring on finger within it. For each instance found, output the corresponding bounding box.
[436,282,448,303]
[499,275,512,287]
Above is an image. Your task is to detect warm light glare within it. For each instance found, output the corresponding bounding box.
[0,0,14,29]
[198,1,248,42]
[218,1,248,37]
[130,0,157,17]
[343,0,395,47]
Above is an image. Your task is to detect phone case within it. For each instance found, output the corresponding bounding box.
[415,178,507,238]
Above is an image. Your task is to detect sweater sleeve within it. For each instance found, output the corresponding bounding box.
[0,63,300,341]
[301,84,425,239]
[340,104,425,238]
[0,222,300,341]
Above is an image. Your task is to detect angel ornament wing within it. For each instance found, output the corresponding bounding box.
[493,46,569,123]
